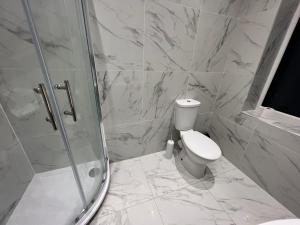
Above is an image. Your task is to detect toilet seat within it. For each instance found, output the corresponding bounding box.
[181,130,221,161]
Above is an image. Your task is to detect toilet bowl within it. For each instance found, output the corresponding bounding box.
[179,130,221,178]
[174,99,222,178]
[259,219,300,225]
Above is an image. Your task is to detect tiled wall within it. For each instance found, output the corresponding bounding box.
[0,104,34,223]
[209,0,300,217]
[89,0,242,162]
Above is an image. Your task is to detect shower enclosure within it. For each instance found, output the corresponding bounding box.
[0,0,109,224]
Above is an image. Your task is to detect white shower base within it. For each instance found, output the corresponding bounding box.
[6,161,103,225]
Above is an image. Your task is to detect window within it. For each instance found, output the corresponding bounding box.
[263,19,300,117]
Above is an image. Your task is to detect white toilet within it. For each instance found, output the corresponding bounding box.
[175,99,222,178]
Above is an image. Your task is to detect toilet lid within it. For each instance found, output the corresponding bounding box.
[181,130,221,160]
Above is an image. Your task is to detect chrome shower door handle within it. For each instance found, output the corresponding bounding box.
[33,83,57,130]
[55,80,77,122]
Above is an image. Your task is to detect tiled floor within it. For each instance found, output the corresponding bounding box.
[90,151,296,225]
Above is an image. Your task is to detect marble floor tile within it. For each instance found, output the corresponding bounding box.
[99,158,153,216]
[91,200,164,225]
[140,151,207,197]
[155,185,235,225]
[206,169,295,225]
[207,155,236,177]
[126,200,164,225]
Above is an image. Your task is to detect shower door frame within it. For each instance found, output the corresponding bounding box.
[21,0,110,224]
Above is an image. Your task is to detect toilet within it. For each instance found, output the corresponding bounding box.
[175,99,221,178]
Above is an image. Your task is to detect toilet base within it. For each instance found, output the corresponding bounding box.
[179,150,207,178]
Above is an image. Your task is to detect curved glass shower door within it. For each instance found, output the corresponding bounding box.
[6,0,110,224]
[25,0,108,205]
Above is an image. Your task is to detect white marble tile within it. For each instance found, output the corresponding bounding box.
[97,71,143,126]
[91,0,144,70]
[105,114,173,162]
[155,185,235,225]
[99,158,153,216]
[206,169,295,225]
[215,72,253,119]
[144,0,200,71]
[199,0,242,17]
[225,19,269,78]
[185,72,223,113]
[143,71,188,120]
[140,151,206,197]
[209,114,253,169]
[165,0,200,8]
[256,119,300,155]
[194,112,212,133]
[240,131,300,216]
[192,13,235,72]
[105,122,145,162]
[141,117,173,156]
[126,200,164,225]
[207,156,236,178]
[239,0,281,27]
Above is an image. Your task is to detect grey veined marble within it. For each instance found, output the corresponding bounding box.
[144,0,200,71]
[90,151,295,225]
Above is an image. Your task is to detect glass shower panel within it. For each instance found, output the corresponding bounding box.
[0,0,84,224]
[28,0,107,203]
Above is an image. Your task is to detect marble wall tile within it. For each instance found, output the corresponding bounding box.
[105,115,173,162]
[97,71,143,126]
[209,114,253,169]
[240,131,300,216]
[192,13,235,72]
[142,71,188,120]
[194,112,212,133]
[225,20,269,77]
[105,122,145,162]
[215,72,253,120]
[141,116,173,155]
[0,0,40,69]
[239,0,281,26]
[185,72,223,113]
[207,168,295,225]
[199,0,242,17]
[144,0,200,71]
[0,0,85,70]
[256,120,300,155]
[91,0,144,70]
[0,104,34,223]
[165,0,200,8]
